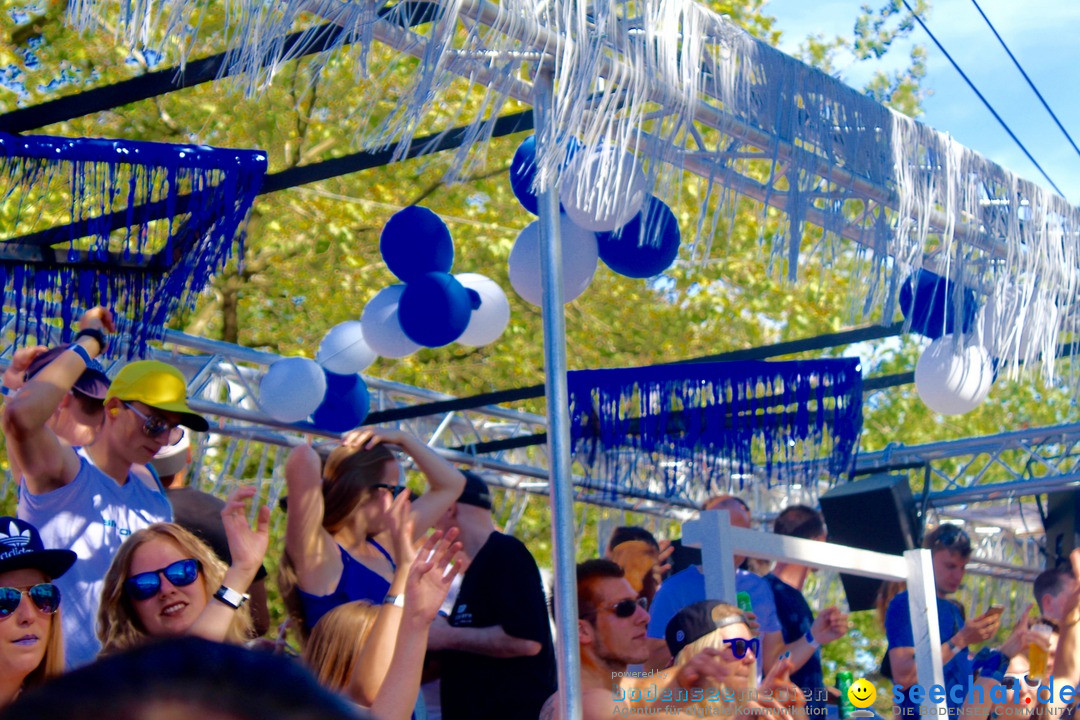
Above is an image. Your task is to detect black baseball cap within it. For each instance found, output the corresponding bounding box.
[457,470,492,510]
[665,600,746,658]
[0,517,77,579]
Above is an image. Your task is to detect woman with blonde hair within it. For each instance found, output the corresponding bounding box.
[97,487,269,653]
[0,516,75,706]
[665,600,805,717]
[281,428,464,636]
[303,600,380,691]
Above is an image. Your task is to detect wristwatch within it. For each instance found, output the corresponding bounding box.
[213,585,250,610]
[805,630,821,649]
[946,638,961,653]
[383,594,406,608]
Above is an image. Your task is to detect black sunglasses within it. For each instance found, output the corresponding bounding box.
[124,558,201,601]
[372,483,407,498]
[123,402,184,446]
[581,596,648,619]
[724,637,760,659]
[0,584,61,618]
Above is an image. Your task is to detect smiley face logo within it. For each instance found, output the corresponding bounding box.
[848,678,877,708]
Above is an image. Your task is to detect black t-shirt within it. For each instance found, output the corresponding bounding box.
[763,573,825,713]
[440,532,556,720]
[167,487,268,581]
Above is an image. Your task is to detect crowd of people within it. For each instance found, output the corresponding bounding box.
[0,306,1078,720]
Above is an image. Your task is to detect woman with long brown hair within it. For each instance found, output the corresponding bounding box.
[281,428,464,636]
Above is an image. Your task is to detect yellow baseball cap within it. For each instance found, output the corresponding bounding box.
[105,360,209,431]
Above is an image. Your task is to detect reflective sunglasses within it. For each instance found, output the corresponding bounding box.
[0,583,61,618]
[123,402,184,446]
[723,637,760,659]
[124,558,201,601]
[581,596,648,619]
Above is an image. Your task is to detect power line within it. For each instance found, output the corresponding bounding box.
[969,0,1080,163]
[900,0,1066,198]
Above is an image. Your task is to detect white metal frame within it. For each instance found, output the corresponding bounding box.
[683,510,947,715]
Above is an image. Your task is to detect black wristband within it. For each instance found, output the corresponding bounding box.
[74,328,107,354]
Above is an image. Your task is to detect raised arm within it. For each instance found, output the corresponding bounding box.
[188,486,271,642]
[2,308,113,493]
[283,443,342,594]
[340,428,465,539]
[349,491,420,705]
[368,528,466,720]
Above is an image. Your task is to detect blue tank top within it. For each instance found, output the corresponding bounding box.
[298,539,395,630]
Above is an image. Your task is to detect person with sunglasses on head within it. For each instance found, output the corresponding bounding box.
[0,517,76,707]
[665,601,806,717]
[427,471,556,720]
[4,306,209,668]
[539,560,769,720]
[885,523,1002,718]
[279,430,465,637]
[97,486,270,654]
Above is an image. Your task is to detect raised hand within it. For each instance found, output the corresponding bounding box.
[341,427,412,450]
[385,490,416,565]
[403,527,465,624]
[2,345,48,391]
[812,606,849,645]
[79,306,117,333]
[760,657,806,712]
[221,486,271,577]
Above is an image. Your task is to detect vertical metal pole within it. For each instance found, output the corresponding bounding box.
[534,66,583,720]
[904,548,946,714]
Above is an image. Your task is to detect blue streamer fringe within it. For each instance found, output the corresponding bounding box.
[567,359,863,501]
[0,133,266,357]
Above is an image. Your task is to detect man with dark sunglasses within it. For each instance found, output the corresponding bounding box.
[885,524,1001,718]
[539,560,743,720]
[4,308,208,669]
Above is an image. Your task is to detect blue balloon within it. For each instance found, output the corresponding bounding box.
[397,272,477,347]
[379,206,454,283]
[596,196,681,278]
[509,135,580,215]
[899,270,978,339]
[311,370,370,433]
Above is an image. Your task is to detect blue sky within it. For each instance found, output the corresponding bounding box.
[765,0,1080,205]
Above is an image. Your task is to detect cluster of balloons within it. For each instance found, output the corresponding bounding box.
[258,322,375,432]
[258,207,513,431]
[507,136,682,306]
[360,206,511,355]
[902,270,993,416]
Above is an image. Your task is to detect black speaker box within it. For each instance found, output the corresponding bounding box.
[1045,491,1080,569]
[819,474,919,612]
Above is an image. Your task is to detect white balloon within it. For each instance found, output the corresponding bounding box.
[360,285,420,358]
[559,144,648,232]
[914,335,994,415]
[455,273,511,347]
[317,321,377,374]
[508,214,598,307]
[259,357,327,423]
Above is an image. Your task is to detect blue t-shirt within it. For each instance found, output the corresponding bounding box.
[298,540,395,630]
[885,591,971,716]
[764,573,825,715]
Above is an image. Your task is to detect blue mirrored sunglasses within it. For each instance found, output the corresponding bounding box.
[0,584,61,617]
[124,558,201,601]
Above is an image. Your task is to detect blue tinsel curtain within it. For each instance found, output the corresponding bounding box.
[567,359,863,503]
[0,134,266,356]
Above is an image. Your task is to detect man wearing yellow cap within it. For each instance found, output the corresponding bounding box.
[3,307,208,668]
